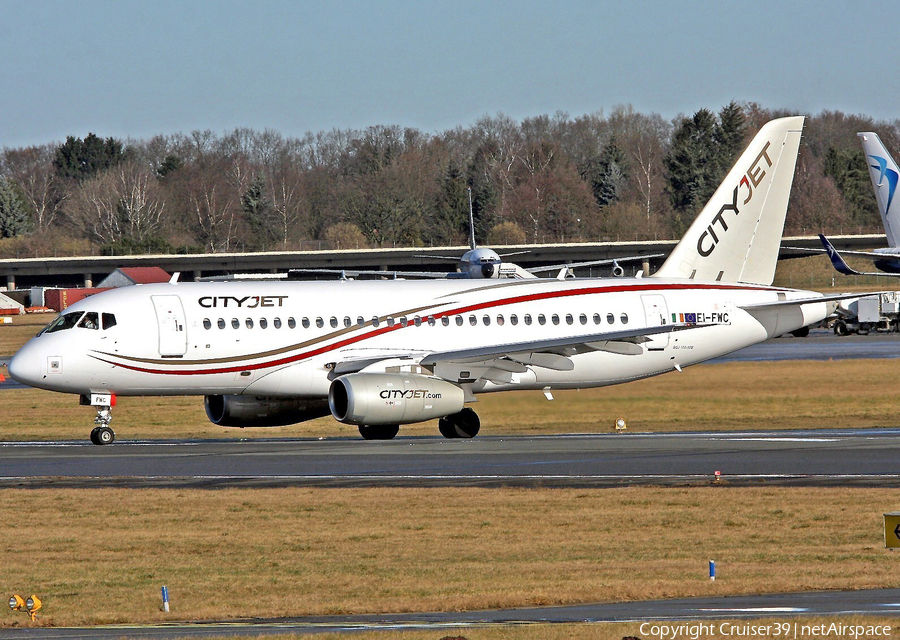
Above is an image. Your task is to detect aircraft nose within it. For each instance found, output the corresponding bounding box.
[8,345,41,386]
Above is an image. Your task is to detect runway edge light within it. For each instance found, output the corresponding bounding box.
[25,595,41,621]
[8,594,24,611]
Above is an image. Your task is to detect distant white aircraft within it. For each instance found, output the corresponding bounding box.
[811,132,900,277]
[10,116,852,445]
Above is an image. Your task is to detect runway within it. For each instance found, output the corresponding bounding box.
[3,428,900,488]
[5,589,900,639]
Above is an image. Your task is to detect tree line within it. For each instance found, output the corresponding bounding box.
[0,102,896,258]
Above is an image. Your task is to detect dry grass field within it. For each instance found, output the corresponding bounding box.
[2,487,900,628]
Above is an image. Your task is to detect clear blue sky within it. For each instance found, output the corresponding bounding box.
[1,0,896,149]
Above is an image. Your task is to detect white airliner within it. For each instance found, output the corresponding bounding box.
[9,116,850,445]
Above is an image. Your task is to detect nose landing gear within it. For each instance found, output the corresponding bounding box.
[81,394,116,445]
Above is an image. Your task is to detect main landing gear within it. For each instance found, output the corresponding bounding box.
[439,408,480,439]
[358,424,400,440]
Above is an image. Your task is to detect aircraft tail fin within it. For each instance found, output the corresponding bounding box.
[653,116,805,286]
[858,132,900,248]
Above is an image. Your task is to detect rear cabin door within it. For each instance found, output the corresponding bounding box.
[640,294,669,351]
[151,295,187,357]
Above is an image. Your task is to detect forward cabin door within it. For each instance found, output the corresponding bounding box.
[641,294,669,351]
[151,295,187,357]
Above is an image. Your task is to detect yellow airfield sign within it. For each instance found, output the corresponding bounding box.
[884,512,900,548]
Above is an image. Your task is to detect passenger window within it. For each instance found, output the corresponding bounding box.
[441,316,450,327]
[607,313,615,324]
[469,315,477,326]
[357,316,365,326]
[414,316,422,327]
[316,317,324,328]
[203,318,212,330]
[400,316,408,326]
[620,313,629,324]
[231,318,240,329]
[579,314,587,325]
[218,318,226,330]
[78,312,100,330]
[260,318,268,329]
[566,314,574,325]
[455,316,463,326]
[482,314,491,326]
[496,315,505,326]
[274,318,282,329]
[538,314,546,325]
[245,318,254,329]
[524,314,533,325]
[302,317,310,329]
[372,317,381,328]
[330,317,338,328]
[428,316,436,326]
[288,317,297,329]
[102,313,117,330]
[593,313,601,325]
[510,314,518,326]
[387,317,395,327]
[343,317,351,328]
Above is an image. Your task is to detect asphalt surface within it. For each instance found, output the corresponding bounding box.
[2,428,900,488]
[5,589,900,639]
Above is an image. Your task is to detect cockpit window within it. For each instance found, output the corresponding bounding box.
[102,313,117,330]
[78,312,100,330]
[42,311,84,334]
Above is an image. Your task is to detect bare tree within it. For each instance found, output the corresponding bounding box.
[1,144,65,229]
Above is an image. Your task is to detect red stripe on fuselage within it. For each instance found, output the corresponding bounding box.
[92,281,772,376]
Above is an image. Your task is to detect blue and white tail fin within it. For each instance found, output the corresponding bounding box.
[653,116,805,286]
[858,132,900,248]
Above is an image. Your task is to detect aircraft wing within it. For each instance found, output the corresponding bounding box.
[782,245,890,262]
[419,322,700,367]
[526,253,665,274]
[818,234,900,277]
[287,268,448,280]
[737,291,871,310]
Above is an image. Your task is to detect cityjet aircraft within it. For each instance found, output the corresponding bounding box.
[10,116,849,445]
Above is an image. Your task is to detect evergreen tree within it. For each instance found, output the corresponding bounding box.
[0,177,31,238]
[431,160,469,245]
[665,108,719,233]
[241,174,276,246]
[157,154,184,179]
[53,133,128,181]
[713,101,748,176]
[581,137,628,208]
[824,146,880,226]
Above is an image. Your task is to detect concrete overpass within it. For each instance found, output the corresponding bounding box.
[0,234,886,290]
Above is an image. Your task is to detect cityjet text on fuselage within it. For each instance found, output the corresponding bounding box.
[198,295,288,309]
[698,141,773,257]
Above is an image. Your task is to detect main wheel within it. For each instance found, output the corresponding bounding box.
[438,408,480,439]
[95,426,115,445]
[89,427,101,445]
[358,424,399,440]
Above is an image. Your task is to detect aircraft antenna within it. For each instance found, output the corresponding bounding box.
[467,186,476,250]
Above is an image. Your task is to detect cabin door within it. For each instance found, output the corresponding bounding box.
[151,295,187,357]
[640,294,669,351]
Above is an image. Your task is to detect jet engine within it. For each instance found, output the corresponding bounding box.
[329,373,465,426]
[204,395,330,427]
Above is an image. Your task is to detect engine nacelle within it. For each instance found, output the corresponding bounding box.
[329,373,465,426]
[204,395,330,427]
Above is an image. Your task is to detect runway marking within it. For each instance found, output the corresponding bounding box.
[713,437,839,442]
[5,474,900,481]
[695,607,807,613]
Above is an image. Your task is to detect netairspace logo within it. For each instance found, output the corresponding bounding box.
[638,621,893,639]
[869,154,899,214]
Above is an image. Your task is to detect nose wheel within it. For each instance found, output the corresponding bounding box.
[90,425,115,445]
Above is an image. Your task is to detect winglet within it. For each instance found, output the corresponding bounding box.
[818,234,861,276]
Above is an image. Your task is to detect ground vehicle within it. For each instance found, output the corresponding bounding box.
[832,292,900,335]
